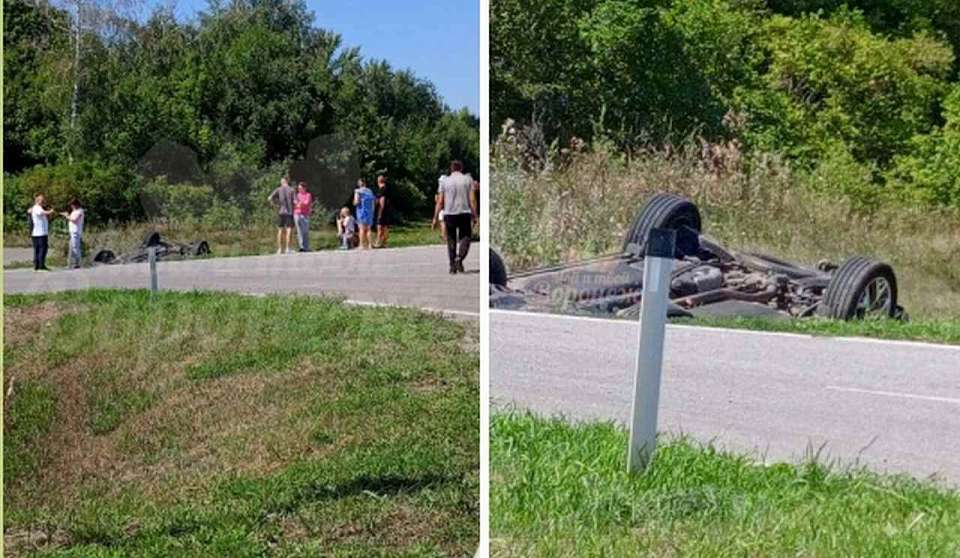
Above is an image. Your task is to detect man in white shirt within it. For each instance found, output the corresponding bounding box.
[27,194,55,271]
[60,199,85,269]
[436,160,478,274]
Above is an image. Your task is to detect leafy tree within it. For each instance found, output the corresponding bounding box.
[888,85,960,206]
[3,0,478,220]
[739,11,953,167]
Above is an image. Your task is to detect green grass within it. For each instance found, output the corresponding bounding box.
[674,316,960,345]
[3,290,478,557]
[3,220,444,269]
[491,412,960,557]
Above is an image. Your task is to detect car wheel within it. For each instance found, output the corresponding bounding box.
[490,249,508,287]
[142,231,162,248]
[623,193,701,257]
[822,256,898,320]
[191,241,210,257]
[93,249,115,264]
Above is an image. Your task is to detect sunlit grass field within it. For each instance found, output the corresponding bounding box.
[3,290,478,557]
[491,412,960,557]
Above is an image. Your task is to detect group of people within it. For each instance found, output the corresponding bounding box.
[266,178,317,254]
[26,194,85,272]
[25,160,476,274]
[267,174,394,253]
[268,160,478,273]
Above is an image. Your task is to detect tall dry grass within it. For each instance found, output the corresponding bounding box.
[491,140,960,319]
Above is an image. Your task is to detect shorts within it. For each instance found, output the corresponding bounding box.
[277,214,294,228]
[356,212,374,227]
[376,210,394,227]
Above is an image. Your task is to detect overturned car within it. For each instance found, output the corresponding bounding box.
[490,194,904,321]
[92,231,210,265]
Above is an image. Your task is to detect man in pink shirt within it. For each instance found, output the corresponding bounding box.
[294,181,312,252]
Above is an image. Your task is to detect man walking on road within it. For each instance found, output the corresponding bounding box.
[268,177,296,254]
[436,160,478,274]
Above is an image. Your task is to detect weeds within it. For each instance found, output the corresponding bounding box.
[491,140,960,319]
[491,412,960,557]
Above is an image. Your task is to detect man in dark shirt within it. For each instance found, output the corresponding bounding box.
[374,174,392,248]
[268,177,296,254]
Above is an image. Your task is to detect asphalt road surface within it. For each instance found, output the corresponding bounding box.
[3,245,479,315]
[492,309,960,484]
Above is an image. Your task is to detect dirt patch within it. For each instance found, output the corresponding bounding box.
[410,377,450,394]
[3,526,72,558]
[32,358,351,509]
[3,302,77,347]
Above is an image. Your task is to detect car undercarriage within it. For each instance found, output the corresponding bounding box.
[490,194,904,321]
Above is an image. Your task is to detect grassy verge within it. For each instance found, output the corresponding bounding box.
[674,316,960,345]
[491,412,960,557]
[3,220,444,269]
[491,147,960,321]
[3,290,478,557]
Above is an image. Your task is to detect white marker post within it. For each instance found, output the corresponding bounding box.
[148,246,158,293]
[627,227,676,472]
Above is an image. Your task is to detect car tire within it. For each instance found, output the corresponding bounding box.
[490,249,508,287]
[822,256,898,320]
[623,194,701,257]
[191,241,210,257]
[142,231,162,248]
[93,249,115,264]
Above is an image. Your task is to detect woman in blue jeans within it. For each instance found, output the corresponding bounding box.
[59,199,85,268]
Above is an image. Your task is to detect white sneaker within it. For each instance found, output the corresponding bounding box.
[285,248,293,254]
[276,249,283,255]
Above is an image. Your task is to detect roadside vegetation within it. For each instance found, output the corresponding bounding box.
[490,0,960,325]
[680,315,960,346]
[5,0,479,234]
[492,142,960,321]
[491,412,960,557]
[3,220,444,269]
[3,290,479,557]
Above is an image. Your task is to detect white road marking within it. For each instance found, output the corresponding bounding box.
[490,309,960,351]
[825,386,960,405]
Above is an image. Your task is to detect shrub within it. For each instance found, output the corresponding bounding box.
[7,162,143,225]
[140,178,214,223]
[887,85,960,208]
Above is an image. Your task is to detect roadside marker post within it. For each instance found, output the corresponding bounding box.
[628,227,676,473]
[148,247,158,293]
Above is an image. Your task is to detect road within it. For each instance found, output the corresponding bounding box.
[491,309,960,483]
[3,245,479,315]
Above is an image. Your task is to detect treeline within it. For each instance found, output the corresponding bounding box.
[4,0,479,226]
[491,0,960,208]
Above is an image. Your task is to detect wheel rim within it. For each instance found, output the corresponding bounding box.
[856,276,893,317]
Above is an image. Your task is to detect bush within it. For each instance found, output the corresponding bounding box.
[140,179,215,223]
[739,11,954,169]
[7,162,143,226]
[202,199,246,230]
[887,85,960,207]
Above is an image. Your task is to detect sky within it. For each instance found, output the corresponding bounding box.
[164,0,479,114]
